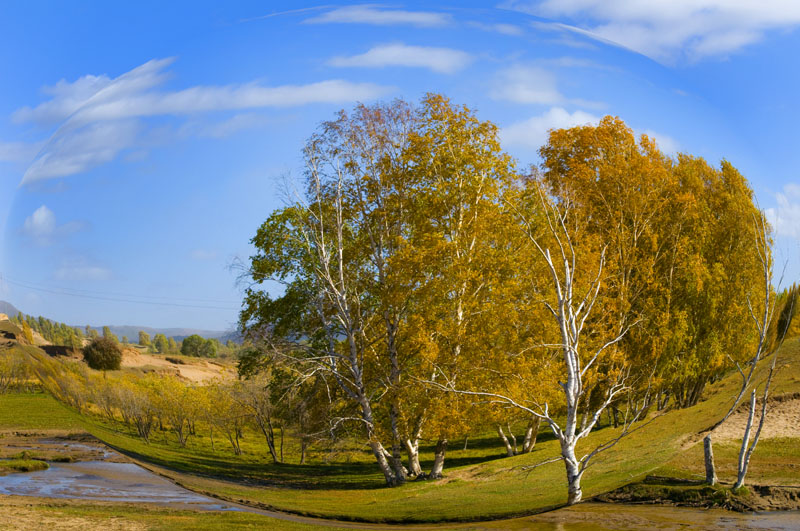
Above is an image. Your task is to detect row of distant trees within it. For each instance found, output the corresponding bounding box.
[8,313,236,358]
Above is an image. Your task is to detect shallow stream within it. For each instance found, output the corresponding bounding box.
[1,440,798,529]
[0,460,237,511]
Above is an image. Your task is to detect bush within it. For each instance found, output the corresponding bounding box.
[82,337,122,371]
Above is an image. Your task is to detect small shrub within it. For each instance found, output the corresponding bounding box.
[83,337,122,371]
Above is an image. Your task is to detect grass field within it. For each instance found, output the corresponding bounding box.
[1,333,799,524]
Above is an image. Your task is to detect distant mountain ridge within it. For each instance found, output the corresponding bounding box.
[0,301,20,318]
[0,300,240,343]
[86,325,241,343]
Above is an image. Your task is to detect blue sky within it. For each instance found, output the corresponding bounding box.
[1,1,799,330]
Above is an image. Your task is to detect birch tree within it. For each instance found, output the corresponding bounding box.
[431,181,643,505]
[703,211,793,488]
[239,100,419,486]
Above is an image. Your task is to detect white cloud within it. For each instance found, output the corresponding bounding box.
[505,0,800,62]
[491,66,564,105]
[766,184,800,239]
[501,107,601,149]
[305,5,451,27]
[642,129,680,155]
[23,205,56,239]
[17,58,393,185]
[502,109,680,156]
[329,43,472,74]
[22,205,87,245]
[14,59,171,126]
[490,65,604,109]
[24,120,141,183]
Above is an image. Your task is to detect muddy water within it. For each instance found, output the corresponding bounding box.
[0,460,238,511]
[1,438,798,529]
[3,462,799,530]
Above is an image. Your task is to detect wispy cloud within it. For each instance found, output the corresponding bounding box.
[505,0,800,62]
[0,140,42,163]
[191,113,273,139]
[305,5,451,27]
[17,58,392,185]
[54,258,112,282]
[467,21,524,36]
[766,184,800,239]
[22,205,87,245]
[501,107,600,149]
[329,43,472,74]
[24,120,141,183]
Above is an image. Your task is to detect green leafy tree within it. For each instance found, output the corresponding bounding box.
[180,334,205,357]
[200,339,218,358]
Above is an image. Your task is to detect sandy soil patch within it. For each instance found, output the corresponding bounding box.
[711,394,800,441]
[120,348,233,383]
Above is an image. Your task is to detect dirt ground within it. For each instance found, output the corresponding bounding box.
[119,348,234,383]
[0,496,148,530]
[711,394,800,441]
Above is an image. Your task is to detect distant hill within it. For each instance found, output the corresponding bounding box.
[0,301,20,318]
[84,325,241,344]
[0,300,239,343]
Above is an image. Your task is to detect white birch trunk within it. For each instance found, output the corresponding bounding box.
[734,390,757,489]
[703,435,717,486]
[405,438,423,477]
[522,416,540,453]
[562,438,584,505]
[429,438,448,479]
[497,425,515,457]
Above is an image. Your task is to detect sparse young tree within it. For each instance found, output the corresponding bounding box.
[102,326,118,343]
[138,330,151,347]
[153,333,169,353]
[703,213,794,489]
[21,321,34,344]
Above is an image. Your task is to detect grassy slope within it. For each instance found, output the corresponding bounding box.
[92,338,800,523]
[2,333,799,523]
